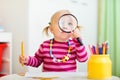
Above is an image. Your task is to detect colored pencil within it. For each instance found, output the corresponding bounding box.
[21,41,24,66]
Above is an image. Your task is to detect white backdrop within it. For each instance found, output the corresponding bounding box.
[28,0,98,72]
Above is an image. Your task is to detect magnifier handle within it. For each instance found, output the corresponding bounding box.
[76,37,83,45]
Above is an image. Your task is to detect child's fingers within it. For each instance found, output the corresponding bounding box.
[19,55,27,64]
[24,56,29,63]
[19,56,23,64]
[71,28,80,38]
[19,55,24,64]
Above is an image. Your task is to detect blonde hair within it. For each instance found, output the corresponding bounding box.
[43,25,50,36]
[43,10,81,36]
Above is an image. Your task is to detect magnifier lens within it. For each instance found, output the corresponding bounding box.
[58,14,78,33]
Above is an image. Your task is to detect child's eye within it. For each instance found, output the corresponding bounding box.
[68,22,73,26]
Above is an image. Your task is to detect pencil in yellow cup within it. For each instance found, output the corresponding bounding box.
[102,43,106,55]
[21,41,24,66]
[96,45,99,55]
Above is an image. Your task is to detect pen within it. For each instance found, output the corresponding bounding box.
[21,41,24,66]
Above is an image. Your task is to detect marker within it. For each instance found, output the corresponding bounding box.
[98,43,102,55]
[21,41,24,66]
[92,45,96,54]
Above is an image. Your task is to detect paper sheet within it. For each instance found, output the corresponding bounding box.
[25,72,87,78]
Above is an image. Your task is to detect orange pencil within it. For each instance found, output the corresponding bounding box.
[102,43,106,55]
[96,45,99,55]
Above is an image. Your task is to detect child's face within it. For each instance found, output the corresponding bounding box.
[50,10,72,41]
[51,22,71,41]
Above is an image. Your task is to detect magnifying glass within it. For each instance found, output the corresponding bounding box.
[58,14,78,33]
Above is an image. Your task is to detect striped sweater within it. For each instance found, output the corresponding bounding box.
[26,38,88,72]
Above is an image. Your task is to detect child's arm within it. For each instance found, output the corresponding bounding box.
[73,38,88,62]
[24,44,44,67]
[71,28,88,62]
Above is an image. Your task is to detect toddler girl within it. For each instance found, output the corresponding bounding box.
[19,10,88,72]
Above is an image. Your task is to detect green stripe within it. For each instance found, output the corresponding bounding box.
[97,0,103,43]
[104,0,107,40]
[97,0,100,43]
[113,0,117,75]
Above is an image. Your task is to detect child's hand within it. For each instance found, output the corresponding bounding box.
[71,28,80,38]
[19,55,29,65]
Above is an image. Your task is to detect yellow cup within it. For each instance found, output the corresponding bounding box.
[87,55,112,79]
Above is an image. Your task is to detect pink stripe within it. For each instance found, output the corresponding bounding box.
[43,54,76,60]
[35,53,43,58]
[77,46,85,52]
[77,50,87,56]
[43,43,68,47]
[78,52,87,58]
[44,58,76,63]
[80,56,88,62]
[43,40,50,43]
[39,45,43,51]
[27,57,32,65]
[32,58,36,66]
[77,53,88,62]
[43,66,76,72]
[34,58,39,67]
[43,64,76,69]
[44,53,68,58]
[28,57,39,67]
[43,50,76,55]
[43,41,76,48]
[29,57,33,66]
[44,61,76,65]
[44,48,68,52]
[43,39,75,46]
[43,46,68,50]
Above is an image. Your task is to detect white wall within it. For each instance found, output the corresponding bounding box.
[28,0,98,72]
[0,0,29,73]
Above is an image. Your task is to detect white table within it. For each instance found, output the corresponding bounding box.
[0,72,120,80]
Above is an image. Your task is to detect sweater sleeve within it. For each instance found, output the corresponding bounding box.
[25,44,44,67]
[73,38,88,62]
